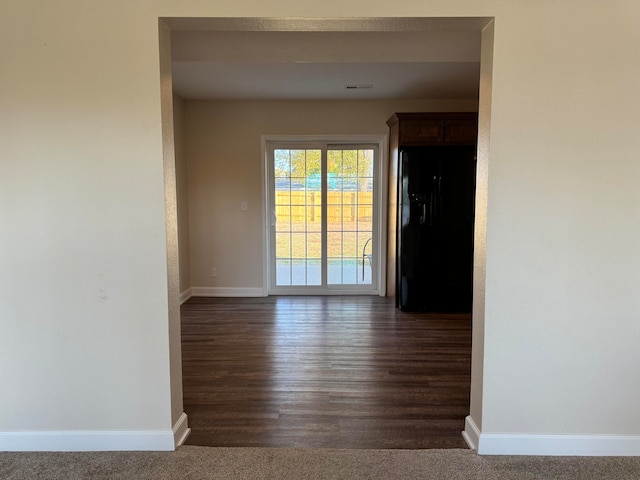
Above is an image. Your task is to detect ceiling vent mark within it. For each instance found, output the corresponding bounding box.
[344,84,374,90]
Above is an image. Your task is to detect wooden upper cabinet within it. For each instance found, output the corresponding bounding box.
[387,112,478,146]
[398,117,444,144]
[444,117,478,143]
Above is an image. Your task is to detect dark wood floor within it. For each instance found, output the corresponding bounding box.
[180,296,471,449]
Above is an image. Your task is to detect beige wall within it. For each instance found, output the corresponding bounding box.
[482,4,640,439]
[159,22,185,434]
[468,20,493,432]
[2,0,640,454]
[0,2,175,446]
[173,94,191,296]
[185,98,477,291]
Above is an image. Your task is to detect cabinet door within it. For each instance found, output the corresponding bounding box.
[443,117,478,144]
[399,118,444,144]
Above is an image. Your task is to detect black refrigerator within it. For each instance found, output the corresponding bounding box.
[397,146,476,312]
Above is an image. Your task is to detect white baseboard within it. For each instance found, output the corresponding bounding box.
[172,412,190,447]
[0,430,176,452]
[462,415,480,451]
[478,433,640,456]
[464,415,640,456]
[0,414,190,452]
[179,288,192,304]
[190,287,266,297]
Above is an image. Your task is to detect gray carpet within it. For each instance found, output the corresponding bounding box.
[2,447,640,479]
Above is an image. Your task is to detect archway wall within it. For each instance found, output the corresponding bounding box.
[2,1,640,455]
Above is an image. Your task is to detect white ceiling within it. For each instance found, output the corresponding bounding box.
[171,30,481,101]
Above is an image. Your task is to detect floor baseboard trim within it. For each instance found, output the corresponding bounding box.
[477,431,640,456]
[191,287,266,297]
[462,415,480,451]
[0,430,176,452]
[179,288,192,304]
[172,412,190,447]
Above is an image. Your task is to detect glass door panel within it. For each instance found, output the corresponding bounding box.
[326,148,374,286]
[273,148,322,287]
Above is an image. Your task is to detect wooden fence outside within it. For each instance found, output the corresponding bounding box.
[275,191,373,223]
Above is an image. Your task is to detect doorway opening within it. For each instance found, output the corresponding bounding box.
[161,16,494,449]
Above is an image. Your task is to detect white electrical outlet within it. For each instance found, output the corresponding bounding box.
[211,267,217,277]
[241,200,248,211]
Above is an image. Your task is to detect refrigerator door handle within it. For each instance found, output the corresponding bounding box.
[428,191,434,226]
[437,175,442,218]
[430,174,438,225]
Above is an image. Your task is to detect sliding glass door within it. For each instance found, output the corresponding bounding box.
[267,141,379,294]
